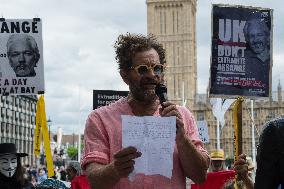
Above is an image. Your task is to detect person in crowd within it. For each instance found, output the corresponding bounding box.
[0,143,28,189]
[37,168,47,184]
[37,178,69,189]
[30,165,37,178]
[66,161,82,182]
[234,155,254,181]
[29,175,37,188]
[50,171,58,180]
[81,33,210,189]
[23,174,37,189]
[232,116,284,189]
[191,149,235,189]
[254,116,283,188]
[222,154,254,189]
[222,179,246,189]
[210,149,227,172]
[67,161,90,189]
[6,34,40,77]
[245,156,254,179]
[54,166,61,180]
[24,164,31,176]
[59,166,67,181]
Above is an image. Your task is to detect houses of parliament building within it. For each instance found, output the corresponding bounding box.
[147,0,284,159]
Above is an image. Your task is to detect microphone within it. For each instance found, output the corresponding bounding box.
[155,84,168,107]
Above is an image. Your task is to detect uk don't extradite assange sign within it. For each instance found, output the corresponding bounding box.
[93,90,128,110]
[209,4,273,98]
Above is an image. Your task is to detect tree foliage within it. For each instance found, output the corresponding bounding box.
[67,146,78,160]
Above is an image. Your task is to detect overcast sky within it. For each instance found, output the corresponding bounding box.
[1,0,283,135]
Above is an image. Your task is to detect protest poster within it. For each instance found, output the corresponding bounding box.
[0,18,44,95]
[93,90,128,109]
[209,4,273,98]
[196,120,209,143]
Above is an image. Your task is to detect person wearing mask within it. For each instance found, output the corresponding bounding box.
[0,143,29,189]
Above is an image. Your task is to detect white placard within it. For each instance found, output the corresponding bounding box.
[0,19,44,95]
[197,120,209,143]
[122,115,176,181]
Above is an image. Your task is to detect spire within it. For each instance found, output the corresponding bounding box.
[278,79,282,90]
[278,80,282,102]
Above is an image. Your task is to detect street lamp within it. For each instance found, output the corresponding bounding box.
[47,117,52,139]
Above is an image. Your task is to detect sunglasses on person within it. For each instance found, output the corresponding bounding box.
[130,64,165,76]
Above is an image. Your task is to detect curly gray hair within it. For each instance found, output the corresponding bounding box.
[67,161,82,176]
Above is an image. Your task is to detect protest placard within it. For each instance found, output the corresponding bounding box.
[0,19,44,95]
[93,90,128,109]
[209,5,273,98]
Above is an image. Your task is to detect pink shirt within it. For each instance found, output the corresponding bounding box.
[81,98,208,189]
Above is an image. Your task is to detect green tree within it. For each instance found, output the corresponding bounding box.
[67,146,78,160]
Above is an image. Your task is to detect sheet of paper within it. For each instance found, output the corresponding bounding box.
[122,115,176,181]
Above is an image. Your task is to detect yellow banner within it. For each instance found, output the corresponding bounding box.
[233,97,243,161]
[34,97,43,156]
[34,95,54,178]
[233,99,239,189]
[233,99,239,162]
[232,97,243,189]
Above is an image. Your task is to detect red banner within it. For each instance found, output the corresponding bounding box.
[191,170,235,189]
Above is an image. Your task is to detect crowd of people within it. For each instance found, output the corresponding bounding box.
[0,143,90,189]
[22,160,91,189]
[23,164,64,188]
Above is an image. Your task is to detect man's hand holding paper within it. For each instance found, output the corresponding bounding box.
[111,146,142,179]
[122,115,176,181]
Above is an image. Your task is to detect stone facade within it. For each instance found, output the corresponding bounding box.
[61,134,84,148]
[0,95,37,165]
[193,88,284,159]
[147,0,197,107]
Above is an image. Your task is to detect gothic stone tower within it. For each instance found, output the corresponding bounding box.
[147,0,197,108]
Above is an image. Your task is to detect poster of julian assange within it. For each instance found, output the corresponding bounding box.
[209,5,273,98]
[0,19,44,95]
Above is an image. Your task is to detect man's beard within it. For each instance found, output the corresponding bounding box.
[129,79,158,103]
[251,41,266,54]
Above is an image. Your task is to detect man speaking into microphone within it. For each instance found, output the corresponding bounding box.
[81,33,210,189]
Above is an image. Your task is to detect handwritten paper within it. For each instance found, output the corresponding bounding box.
[122,115,176,181]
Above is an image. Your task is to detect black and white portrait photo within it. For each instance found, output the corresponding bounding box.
[0,19,44,95]
[6,34,40,77]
